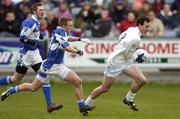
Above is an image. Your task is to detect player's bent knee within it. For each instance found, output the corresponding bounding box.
[10,79,19,84]
[143,78,147,84]
[139,77,147,85]
[77,79,82,85]
[10,76,20,84]
[74,79,82,87]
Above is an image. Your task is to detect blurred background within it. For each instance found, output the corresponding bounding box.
[0,0,180,83]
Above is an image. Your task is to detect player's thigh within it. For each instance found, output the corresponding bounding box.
[123,65,147,82]
[11,72,25,83]
[64,70,82,86]
[31,78,44,90]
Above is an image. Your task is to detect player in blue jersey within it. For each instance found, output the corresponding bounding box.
[0,2,61,113]
[1,17,94,116]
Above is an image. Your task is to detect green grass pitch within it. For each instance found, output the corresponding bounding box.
[0,81,180,119]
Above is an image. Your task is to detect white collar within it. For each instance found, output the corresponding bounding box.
[56,26,65,30]
[135,26,142,36]
[56,26,67,36]
[31,15,41,25]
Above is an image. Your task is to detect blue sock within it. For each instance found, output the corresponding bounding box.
[78,99,85,109]
[0,76,11,85]
[8,86,19,94]
[42,84,52,106]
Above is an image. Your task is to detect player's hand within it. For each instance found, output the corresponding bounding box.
[76,50,83,56]
[136,53,145,63]
[80,38,91,44]
[23,39,38,46]
[39,32,45,40]
[17,53,24,66]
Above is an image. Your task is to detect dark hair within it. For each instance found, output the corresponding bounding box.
[136,15,150,26]
[31,2,43,11]
[58,17,72,26]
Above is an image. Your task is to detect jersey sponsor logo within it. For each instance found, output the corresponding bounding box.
[85,42,117,54]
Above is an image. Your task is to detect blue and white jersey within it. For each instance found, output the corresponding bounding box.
[19,15,41,51]
[42,26,69,69]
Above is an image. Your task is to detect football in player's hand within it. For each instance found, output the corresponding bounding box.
[134,49,148,63]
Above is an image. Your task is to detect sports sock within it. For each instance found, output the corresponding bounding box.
[78,99,85,109]
[0,76,12,85]
[42,84,52,106]
[125,90,136,102]
[85,95,94,106]
[8,86,19,94]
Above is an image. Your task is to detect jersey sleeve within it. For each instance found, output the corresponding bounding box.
[20,19,35,40]
[54,33,69,48]
[61,38,69,48]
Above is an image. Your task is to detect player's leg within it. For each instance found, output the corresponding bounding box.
[31,51,54,107]
[0,65,28,85]
[85,75,114,106]
[1,64,47,101]
[123,65,147,111]
[64,71,86,111]
[85,61,118,107]
[57,65,92,116]
[31,63,62,113]
[1,77,43,101]
[32,62,53,106]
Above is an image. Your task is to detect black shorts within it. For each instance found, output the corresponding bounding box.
[15,62,42,74]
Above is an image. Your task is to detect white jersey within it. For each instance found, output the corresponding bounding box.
[104,27,142,78]
[107,27,141,64]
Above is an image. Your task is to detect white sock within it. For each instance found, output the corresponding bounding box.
[125,90,136,102]
[77,99,84,103]
[85,95,94,106]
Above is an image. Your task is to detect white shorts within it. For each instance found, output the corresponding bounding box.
[104,59,135,78]
[36,64,71,84]
[17,49,42,67]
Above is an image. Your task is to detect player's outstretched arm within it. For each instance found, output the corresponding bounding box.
[64,46,83,56]
[68,36,91,43]
[67,36,80,42]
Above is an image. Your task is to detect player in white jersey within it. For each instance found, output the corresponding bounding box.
[0,2,61,113]
[85,16,150,111]
[1,17,94,116]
